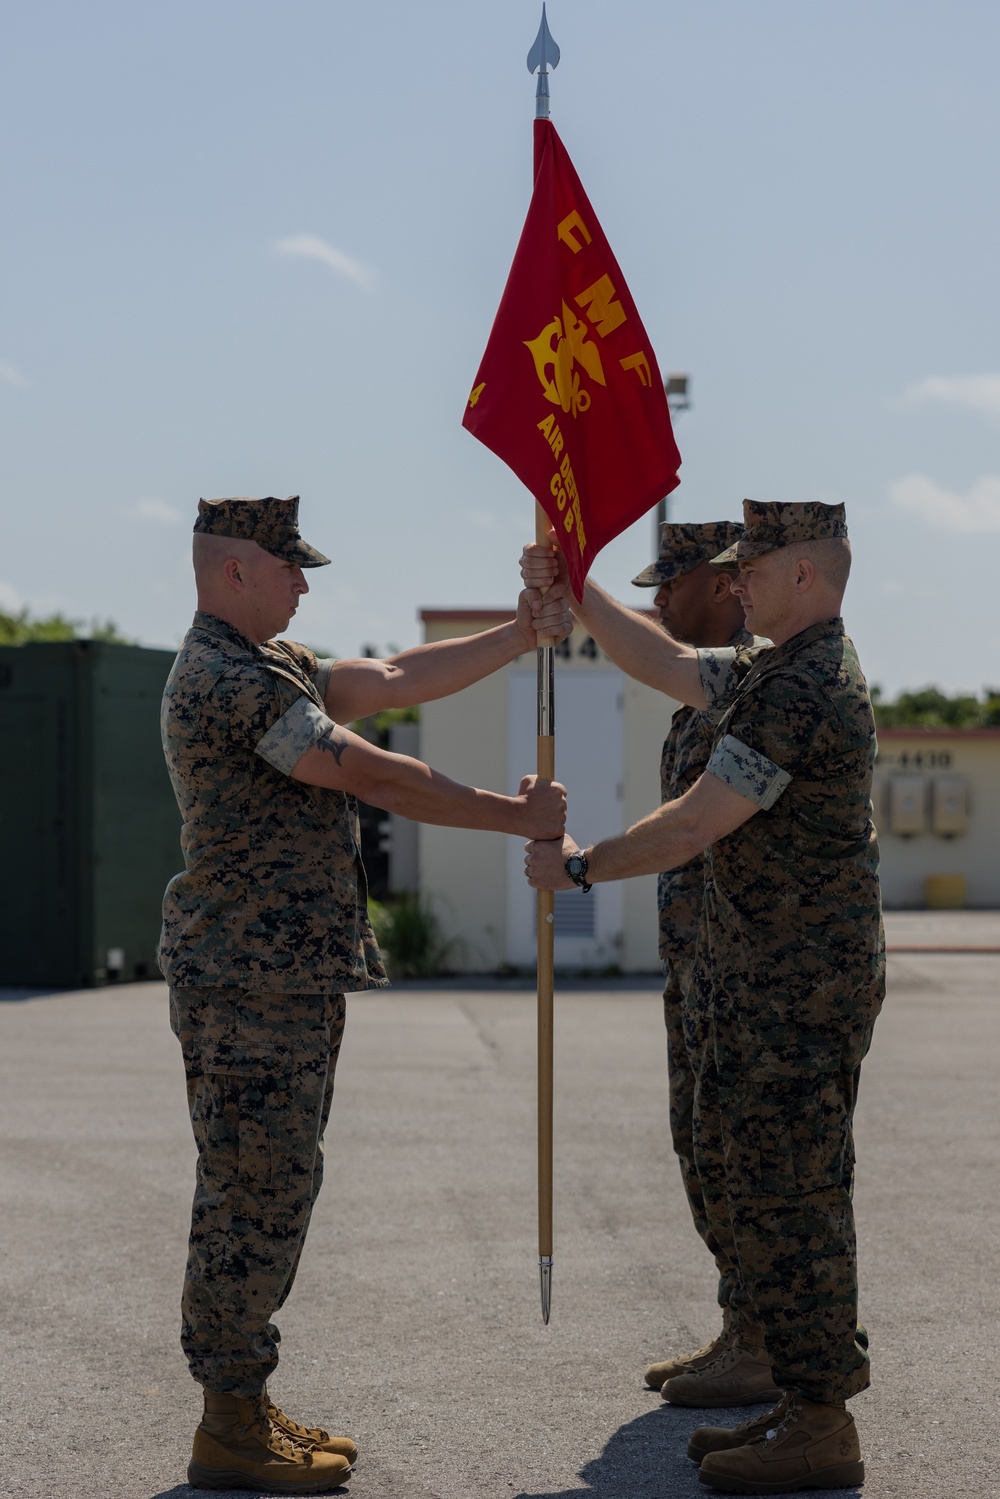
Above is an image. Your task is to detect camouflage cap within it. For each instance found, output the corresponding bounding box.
[193,495,331,567]
[632,521,744,587]
[711,499,849,564]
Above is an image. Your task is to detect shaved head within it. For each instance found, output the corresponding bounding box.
[192,532,263,583]
[778,537,852,594]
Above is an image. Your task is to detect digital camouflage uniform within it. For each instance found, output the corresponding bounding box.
[690,528,885,1405]
[656,639,750,1321]
[632,521,750,1322]
[160,498,387,1399]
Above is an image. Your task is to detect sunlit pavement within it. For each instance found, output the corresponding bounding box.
[2,915,998,1498]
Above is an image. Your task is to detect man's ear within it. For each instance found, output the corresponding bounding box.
[713,571,736,601]
[222,557,245,591]
[795,557,816,592]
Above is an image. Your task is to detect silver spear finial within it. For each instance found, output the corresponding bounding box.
[527,4,560,120]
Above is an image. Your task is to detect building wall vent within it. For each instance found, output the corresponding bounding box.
[888,774,926,837]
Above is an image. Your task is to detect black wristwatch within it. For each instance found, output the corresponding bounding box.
[565,850,592,893]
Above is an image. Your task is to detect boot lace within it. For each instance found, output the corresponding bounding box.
[763,1396,803,1443]
[234,1395,313,1457]
[678,1327,734,1363]
[736,1392,792,1443]
[265,1396,326,1443]
[700,1335,765,1375]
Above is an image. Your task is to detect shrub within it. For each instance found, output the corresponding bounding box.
[368,891,461,980]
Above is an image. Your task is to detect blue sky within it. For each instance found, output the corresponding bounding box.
[2,0,998,694]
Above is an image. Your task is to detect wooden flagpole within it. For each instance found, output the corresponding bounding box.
[528,3,560,1326]
[535,500,555,1325]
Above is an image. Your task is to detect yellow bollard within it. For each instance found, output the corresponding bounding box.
[924,874,966,909]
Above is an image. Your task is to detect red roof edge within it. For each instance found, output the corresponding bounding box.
[877,727,1000,740]
[420,609,513,623]
[419,607,658,623]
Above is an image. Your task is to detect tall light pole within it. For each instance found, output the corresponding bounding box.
[654,373,691,539]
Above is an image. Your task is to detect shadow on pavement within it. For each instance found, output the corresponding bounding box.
[145,1473,381,1499]
[148,1488,350,1499]
[514,1403,863,1499]
[147,1489,246,1498]
[515,1406,711,1499]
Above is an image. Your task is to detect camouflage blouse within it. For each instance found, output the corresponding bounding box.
[695,617,884,1028]
[158,612,387,993]
[657,627,753,964]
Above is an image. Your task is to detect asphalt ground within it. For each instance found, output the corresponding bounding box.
[2,935,998,1497]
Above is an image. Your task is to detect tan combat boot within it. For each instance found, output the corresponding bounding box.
[697,1394,864,1493]
[661,1334,781,1408]
[188,1390,352,1493]
[688,1392,793,1463]
[265,1388,359,1465]
[644,1307,737,1391]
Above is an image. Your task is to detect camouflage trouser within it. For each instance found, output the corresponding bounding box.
[688,977,875,1403]
[169,987,347,1398]
[664,958,742,1318]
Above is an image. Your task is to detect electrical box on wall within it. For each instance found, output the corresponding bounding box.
[888,774,926,837]
[931,774,969,837]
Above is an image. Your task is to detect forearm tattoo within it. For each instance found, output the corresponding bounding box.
[317,727,349,766]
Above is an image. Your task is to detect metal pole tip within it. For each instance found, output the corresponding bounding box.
[539,1256,553,1324]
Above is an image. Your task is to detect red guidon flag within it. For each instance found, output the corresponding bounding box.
[463,119,681,598]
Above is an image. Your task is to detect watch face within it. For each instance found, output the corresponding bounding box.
[567,854,585,878]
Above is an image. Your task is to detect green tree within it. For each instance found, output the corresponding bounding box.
[0,608,134,645]
[871,684,1000,729]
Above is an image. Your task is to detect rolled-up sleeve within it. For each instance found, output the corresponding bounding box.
[706,734,792,810]
[313,657,336,701]
[697,647,739,713]
[254,696,338,775]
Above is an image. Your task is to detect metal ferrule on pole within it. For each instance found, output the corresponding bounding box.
[539,1255,553,1325]
[537,644,554,736]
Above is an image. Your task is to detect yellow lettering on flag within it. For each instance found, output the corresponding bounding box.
[619,352,653,387]
[557,210,592,253]
[468,382,486,407]
[574,275,627,338]
[535,431,586,553]
[537,414,565,459]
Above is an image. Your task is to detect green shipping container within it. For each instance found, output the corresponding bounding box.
[0,640,181,988]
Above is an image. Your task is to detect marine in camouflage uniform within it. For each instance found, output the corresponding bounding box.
[523,500,882,1492]
[630,522,771,1400]
[162,495,568,1493]
[161,611,387,1399]
[694,607,883,1404]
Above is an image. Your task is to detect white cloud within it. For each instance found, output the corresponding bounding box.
[135,497,183,525]
[0,360,26,387]
[274,234,376,290]
[889,473,1000,532]
[899,374,1000,419]
[0,582,23,612]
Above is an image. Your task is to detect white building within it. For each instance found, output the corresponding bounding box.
[412,608,675,974]
[874,728,1000,908]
